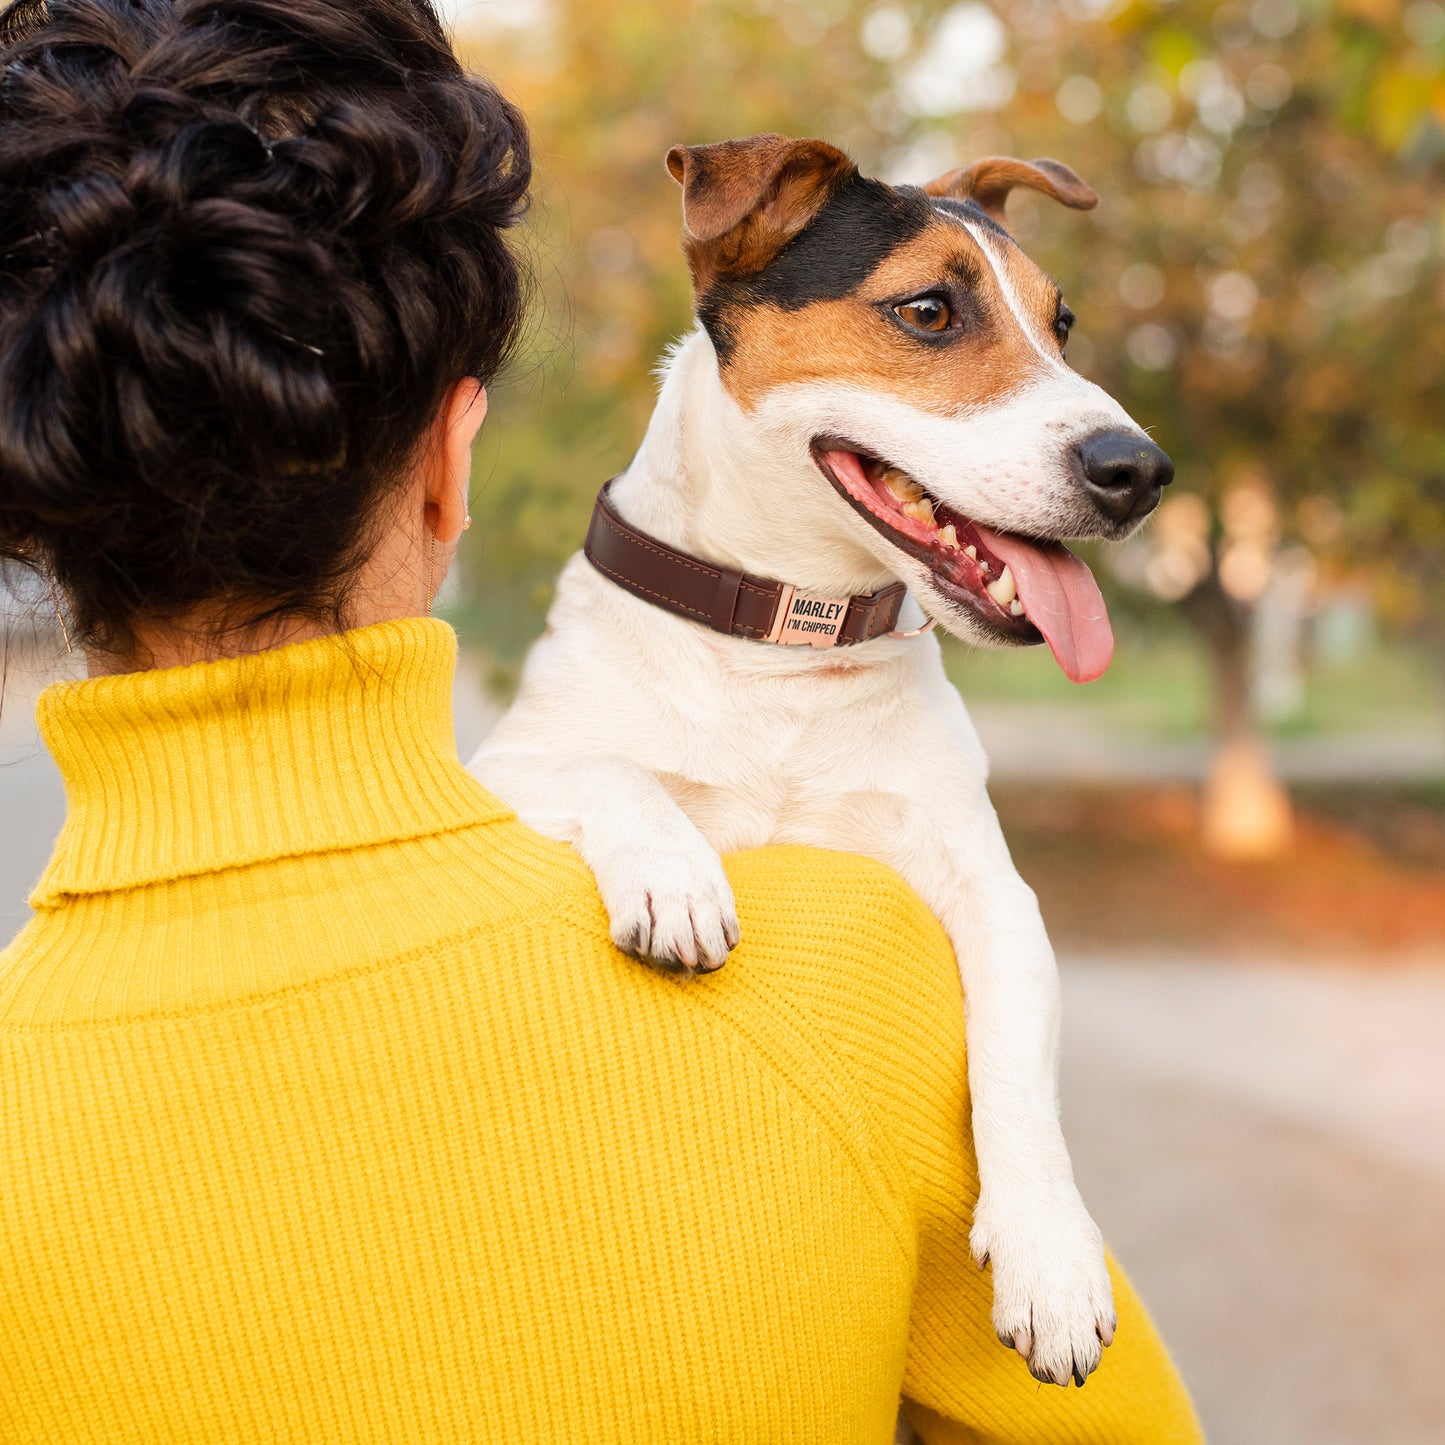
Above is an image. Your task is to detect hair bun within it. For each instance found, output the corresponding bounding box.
[0,0,531,654]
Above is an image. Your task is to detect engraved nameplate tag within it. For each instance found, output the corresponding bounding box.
[768,586,850,648]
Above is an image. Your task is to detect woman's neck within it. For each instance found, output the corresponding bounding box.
[85,614,346,678]
[83,493,449,677]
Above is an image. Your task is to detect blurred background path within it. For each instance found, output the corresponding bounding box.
[6,629,1444,1444]
[1063,955,1445,1445]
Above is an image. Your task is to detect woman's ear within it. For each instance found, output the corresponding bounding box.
[426,378,488,543]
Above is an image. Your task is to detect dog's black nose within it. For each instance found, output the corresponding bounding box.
[1076,430,1174,525]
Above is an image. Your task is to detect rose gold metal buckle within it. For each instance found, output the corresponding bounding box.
[766,584,851,647]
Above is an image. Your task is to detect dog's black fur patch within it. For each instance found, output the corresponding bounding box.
[698,174,935,361]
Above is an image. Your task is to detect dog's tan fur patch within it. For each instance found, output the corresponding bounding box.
[714,216,1067,414]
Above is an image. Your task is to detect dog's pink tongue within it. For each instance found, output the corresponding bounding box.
[973,525,1114,683]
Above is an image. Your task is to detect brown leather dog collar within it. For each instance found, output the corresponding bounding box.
[583,480,935,649]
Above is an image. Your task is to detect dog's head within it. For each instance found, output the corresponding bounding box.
[667,133,1172,682]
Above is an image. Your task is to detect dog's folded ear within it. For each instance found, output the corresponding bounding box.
[666,135,856,283]
[925,156,1097,223]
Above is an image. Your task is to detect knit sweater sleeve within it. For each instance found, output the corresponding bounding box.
[722,848,1203,1445]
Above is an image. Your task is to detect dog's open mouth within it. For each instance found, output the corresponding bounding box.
[812,441,1115,684]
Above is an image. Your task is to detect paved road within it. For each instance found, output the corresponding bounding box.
[1060,955,1445,1445]
[970,702,1445,783]
[0,634,80,943]
[5,643,1443,1443]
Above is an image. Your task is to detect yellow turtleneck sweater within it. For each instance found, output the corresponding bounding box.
[0,618,1201,1444]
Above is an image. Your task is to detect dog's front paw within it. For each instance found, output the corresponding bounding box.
[971,1185,1117,1388]
[591,834,740,976]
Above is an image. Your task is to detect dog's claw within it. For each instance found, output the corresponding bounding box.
[972,1187,1114,1388]
[617,902,731,975]
[594,839,739,978]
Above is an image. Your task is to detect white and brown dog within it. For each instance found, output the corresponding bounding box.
[469,134,1172,1388]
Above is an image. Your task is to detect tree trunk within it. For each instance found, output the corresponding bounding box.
[1183,572,1294,860]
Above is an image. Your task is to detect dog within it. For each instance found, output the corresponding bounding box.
[469,134,1173,1388]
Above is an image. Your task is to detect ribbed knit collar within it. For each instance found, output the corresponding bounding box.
[31,618,509,906]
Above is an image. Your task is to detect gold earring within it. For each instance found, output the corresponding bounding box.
[425,532,435,616]
[463,513,472,531]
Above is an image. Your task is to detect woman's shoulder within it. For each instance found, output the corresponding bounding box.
[712,844,970,1174]
[454,825,968,1178]
[463,821,956,995]
[475,829,966,1080]
[722,843,960,1018]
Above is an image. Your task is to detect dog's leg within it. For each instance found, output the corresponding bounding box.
[882,801,1116,1388]
[471,747,739,975]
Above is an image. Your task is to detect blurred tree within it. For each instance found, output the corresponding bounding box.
[455,0,1444,852]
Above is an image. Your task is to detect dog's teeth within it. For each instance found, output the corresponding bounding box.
[1009,599,1025,617]
[964,544,978,560]
[938,523,958,549]
[903,497,935,526]
[883,468,924,504]
[986,565,1017,606]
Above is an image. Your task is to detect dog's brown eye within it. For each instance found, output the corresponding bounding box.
[895,297,951,333]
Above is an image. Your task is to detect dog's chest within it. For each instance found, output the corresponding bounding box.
[653,695,919,856]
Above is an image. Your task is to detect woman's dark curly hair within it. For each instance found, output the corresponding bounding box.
[0,0,531,653]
